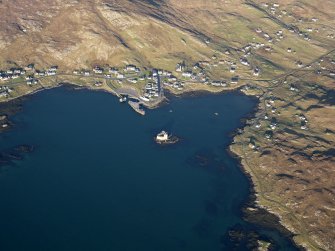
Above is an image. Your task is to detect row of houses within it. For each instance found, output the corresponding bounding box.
[0,68,26,81]
[0,64,57,85]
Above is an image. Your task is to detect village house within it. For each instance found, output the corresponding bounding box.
[49,66,58,72]
[117,73,125,79]
[94,81,103,87]
[168,76,177,82]
[25,64,34,71]
[162,70,172,77]
[128,78,138,84]
[290,85,298,92]
[125,65,137,72]
[265,131,273,139]
[253,68,260,76]
[176,63,185,72]
[211,81,224,87]
[240,57,249,66]
[193,63,200,70]
[231,76,239,84]
[13,69,22,74]
[109,67,118,74]
[230,66,236,73]
[249,142,256,149]
[46,70,56,76]
[296,61,304,68]
[270,122,277,130]
[0,91,8,98]
[26,79,38,85]
[255,28,262,33]
[182,71,192,78]
[11,74,20,79]
[93,67,103,74]
[198,61,210,67]
[36,71,45,76]
[1,75,9,81]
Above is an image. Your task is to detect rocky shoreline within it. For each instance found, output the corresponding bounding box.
[223,95,305,250]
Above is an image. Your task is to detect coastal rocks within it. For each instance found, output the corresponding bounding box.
[241,193,304,251]
[220,224,275,251]
[15,144,35,153]
[186,148,224,173]
[0,144,35,167]
[0,96,26,132]
[0,114,9,130]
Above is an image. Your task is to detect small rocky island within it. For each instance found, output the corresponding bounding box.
[155,131,179,145]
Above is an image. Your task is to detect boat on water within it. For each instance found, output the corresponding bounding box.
[119,96,127,102]
[155,131,179,145]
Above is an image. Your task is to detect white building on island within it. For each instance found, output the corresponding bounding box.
[156,131,169,141]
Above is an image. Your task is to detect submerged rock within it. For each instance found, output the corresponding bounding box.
[0,144,35,167]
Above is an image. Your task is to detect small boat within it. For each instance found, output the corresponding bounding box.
[119,96,127,102]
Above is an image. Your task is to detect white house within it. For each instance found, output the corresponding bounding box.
[182,71,192,78]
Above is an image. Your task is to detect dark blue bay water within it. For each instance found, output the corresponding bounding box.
[0,87,298,251]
